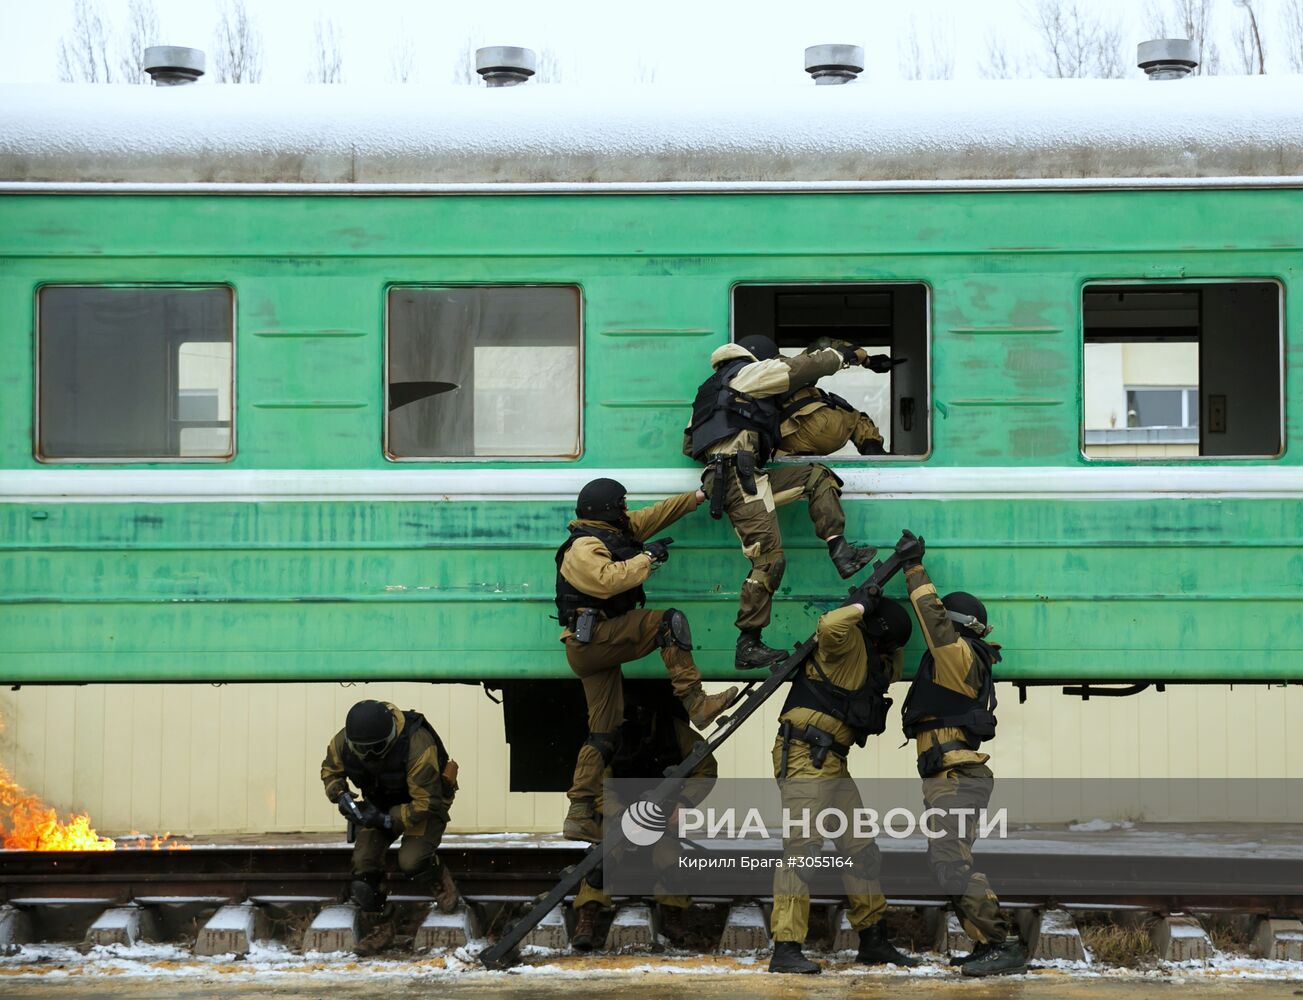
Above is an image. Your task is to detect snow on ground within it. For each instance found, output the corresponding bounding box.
[2,941,1302,984]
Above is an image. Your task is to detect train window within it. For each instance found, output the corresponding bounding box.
[732,283,930,458]
[386,286,582,460]
[36,286,234,461]
[1082,282,1282,459]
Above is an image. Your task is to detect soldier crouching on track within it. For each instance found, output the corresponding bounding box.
[685,334,883,671]
[321,699,460,915]
[558,477,739,843]
[570,685,719,951]
[768,594,919,974]
[775,339,905,459]
[897,532,1027,977]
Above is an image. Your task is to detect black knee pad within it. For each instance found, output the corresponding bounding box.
[585,863,604,890]
[350,877,387,912]
[655,609,693,651]
[848,845,882,882]
[933,860,973,894]
[770,557,788,589]
[585,730,622,765]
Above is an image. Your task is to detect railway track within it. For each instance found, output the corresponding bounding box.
[2,844,1302,961]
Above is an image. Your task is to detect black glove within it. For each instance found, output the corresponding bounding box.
[337,799,355,821]
[358,801,392,831]
[867,354,908,374]
[894,530,925,567]
[837,346,868,367]
[857,439,887,456]
[644,538,673,564]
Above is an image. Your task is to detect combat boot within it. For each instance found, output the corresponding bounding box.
[434,862,460,913]
[686,685,739,729]
[768,940,821,974]
[563,799,602,843]
[828,537,878,579]
[855,922,921,967]
[961,937,1027,977]
[735,629,787,670]
[949,940,995,966]
[570,901,603,952]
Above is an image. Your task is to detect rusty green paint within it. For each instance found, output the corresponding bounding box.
[0,190,1299,683]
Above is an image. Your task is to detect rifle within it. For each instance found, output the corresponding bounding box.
[479,541,912,969]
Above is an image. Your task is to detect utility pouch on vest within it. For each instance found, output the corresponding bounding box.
[736,450,758,496]
[442,759,459,796]
[574,609,597,643]
[709,455,727,520]
[916,739,975,779]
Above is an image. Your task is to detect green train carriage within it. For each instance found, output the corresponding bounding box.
[1,74,1301,785]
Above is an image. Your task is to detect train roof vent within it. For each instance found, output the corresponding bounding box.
[143,46,206,86]
[1137,38,1199,79]
[475,46,537,87]
[804,44,864,85]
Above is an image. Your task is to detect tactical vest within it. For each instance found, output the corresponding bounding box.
[900,639,1001,747]
[686,357,782,464]
[779,386,857,425]
[554,524,647,624]
[781,641,893,747]
[341,710,448,812]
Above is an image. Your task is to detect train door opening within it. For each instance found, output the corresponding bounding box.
[1082,282,1282,459]
[731,282,930,457]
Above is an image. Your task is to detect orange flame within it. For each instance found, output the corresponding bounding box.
[1,762,187,851]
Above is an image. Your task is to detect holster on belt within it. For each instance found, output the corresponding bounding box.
[708,456,727,520]
[736,450,758,496]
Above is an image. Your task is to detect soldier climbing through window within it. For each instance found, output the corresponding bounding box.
[775,337,905,458]
[685,335,884,670]
[557,477,738,843]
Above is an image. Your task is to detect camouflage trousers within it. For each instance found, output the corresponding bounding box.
[921,762,1008,944]
[565,609,703,804]
[702,462,847,632]
[769,734,886,944]
[779,406,883,457]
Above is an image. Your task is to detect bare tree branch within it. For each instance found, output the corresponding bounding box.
[1028,0,1126,78]
[1144,0,1220,73]
[58,0,115,83]
[899,15,956,80]
[1233,0,1268,72]
[310,18,344,83]
[978,32,1027,78]
[1285,0,1303,70]
[632,59,657,84]
[535,47,565,84]
[213,0,263,83]
[388,35,417,83]
[117,0,159,84]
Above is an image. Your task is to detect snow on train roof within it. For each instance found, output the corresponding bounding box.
[3,75,1303,188]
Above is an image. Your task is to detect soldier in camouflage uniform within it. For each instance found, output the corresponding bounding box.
[556,478,737,843]
[321,699,460,914]
[569,685,719,951]
[898,532,1027,977]
[774,338,904,459]
[768,595,919,974]
[684,335,883,670]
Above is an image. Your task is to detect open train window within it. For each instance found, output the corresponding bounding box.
[386,286,582,460]
[36,285,234,462]
[1082,282,1282,459]
[731,283,930,457]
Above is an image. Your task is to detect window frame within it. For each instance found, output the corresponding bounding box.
[728,279,934,462]
[382,282,586,463]
[1079,277,1285,463]
[33,282,238,465]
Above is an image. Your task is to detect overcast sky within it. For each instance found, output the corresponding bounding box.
[1,0,1297,85]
